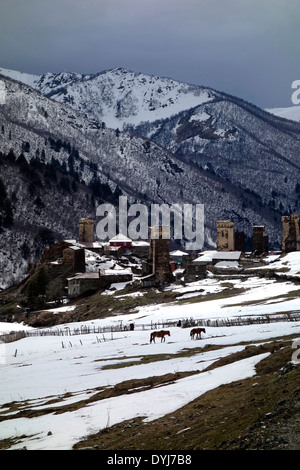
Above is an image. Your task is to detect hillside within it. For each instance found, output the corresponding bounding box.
[128,94,300,218]
[2,66,299,218]
[0,73,287,288]
[0,150,97,289]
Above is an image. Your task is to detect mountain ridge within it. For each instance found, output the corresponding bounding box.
[1,66,220,129]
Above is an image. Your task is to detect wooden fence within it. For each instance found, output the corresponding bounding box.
[1,312,300,343]
[0,330,27,344]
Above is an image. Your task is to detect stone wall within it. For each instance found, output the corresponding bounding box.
[42,241,73,262]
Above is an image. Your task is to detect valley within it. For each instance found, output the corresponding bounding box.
[0,65,300,452]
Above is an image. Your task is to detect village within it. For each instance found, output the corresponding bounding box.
[36,213,300,304]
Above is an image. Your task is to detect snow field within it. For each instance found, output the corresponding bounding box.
[0,270,300,450]
[0,325,275,450]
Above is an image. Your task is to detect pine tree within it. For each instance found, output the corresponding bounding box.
[26,266,50,308]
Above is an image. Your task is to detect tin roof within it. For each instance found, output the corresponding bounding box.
[213,251,242,260]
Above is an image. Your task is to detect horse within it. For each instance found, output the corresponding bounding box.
[190,327,206,340]
[150,330,171,344]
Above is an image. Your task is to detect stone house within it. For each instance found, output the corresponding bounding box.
[42,240,75,263]
[109,233,132,248]
[67,272,101,297]
[62,246,85,274]
[67,268,132,297]
[182,254,207,282]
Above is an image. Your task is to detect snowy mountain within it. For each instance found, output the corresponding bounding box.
[130,97,300,217]
[38,68,218,129]
[1,66,299,217]
[0,67,218,129]
[0,68,299,288]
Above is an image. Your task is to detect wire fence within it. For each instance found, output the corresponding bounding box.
[1,312,300,344]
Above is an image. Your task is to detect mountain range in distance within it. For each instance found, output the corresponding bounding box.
[0,66,299,288]
[1,66,300,126]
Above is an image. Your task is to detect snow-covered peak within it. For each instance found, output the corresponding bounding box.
[0,66,217,129]
[34,71,88,94]
[78,68,217,128]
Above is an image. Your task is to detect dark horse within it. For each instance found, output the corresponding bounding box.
[190,327,206,340]
[150,330,171,343]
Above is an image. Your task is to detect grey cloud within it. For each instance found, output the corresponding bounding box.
[0,0,299,108]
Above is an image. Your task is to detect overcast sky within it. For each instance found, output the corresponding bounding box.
[1,0,300,108]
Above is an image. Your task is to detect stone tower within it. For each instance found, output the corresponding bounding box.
[281,213,300,253]
[216,221,234,251]
[78,218,94,243]
[149,226,172,283]
[234,231,246,253]
[252,226,268,255]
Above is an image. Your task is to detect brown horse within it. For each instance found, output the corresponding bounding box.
[190,327,206,340]
[150,330,171,344]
